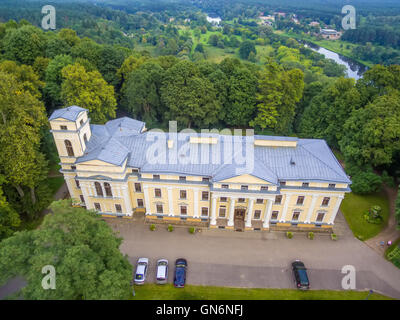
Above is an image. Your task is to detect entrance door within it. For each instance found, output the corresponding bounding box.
[234,209,245,232]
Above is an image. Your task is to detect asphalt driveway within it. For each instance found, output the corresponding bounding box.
[111,211,400,299]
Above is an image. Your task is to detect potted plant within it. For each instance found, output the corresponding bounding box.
[308,232,314,240]
[149,224,156,231]
[167,224,174,232]
[286,231,293,239]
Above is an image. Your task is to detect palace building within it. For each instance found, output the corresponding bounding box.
[49,106,351,232]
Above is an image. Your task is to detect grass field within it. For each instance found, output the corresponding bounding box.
[341,191,390,240]
[130,284,392,300]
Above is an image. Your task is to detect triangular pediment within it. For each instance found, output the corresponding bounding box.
[218,174,273,185]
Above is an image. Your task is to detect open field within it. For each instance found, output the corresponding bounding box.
[130,284,393,300]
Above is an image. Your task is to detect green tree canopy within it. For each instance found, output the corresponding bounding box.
[61,63,117,124]
[0,200,132,300]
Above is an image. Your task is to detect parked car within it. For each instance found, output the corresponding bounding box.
[174,258,187,288]
[292,260,310,290]
[134,258,149,285]
[156,259,169,284]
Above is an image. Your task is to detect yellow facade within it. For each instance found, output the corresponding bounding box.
[50,108,350,232]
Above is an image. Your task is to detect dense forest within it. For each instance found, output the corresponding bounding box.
[0,0,399,241]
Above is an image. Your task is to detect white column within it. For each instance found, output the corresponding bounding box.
[328,195,344,224]
[193,189,199,218]
[245,198,255,228]
[88,183,94,196]
[168,187,174,216]
[121,184,132,216]
[210,194,217,225]
[263,199,273,228]
[143,186,151,215]
[64,177,75,199]
[305,194,318,223]
[81,182,92,209]
[227,197,236,227]
[280,194,291,222]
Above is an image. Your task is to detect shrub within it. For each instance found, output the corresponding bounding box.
[167,224,174,232]
[149,224,156,231]
[308,232,314,240]
[363,205,383,224]
[189,227,196,234]
[351,171,382,194]
[331,233,337,241]
[286,231,293,239]
[381,170,396,188]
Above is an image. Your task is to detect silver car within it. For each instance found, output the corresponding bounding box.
[134,258,149,285]
[156,259,168,284]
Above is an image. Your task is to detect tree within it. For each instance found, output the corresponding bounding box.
[0,72,48,205]
[0,175,20,241]
[239,40,256,60]
[340,93,400,167]
[252,61,304,134]
[161,60,221,128]
[2,25,46,65]
[61,63,117,124]
[122,61,165,124]
[44,55,74,109]
[0,200,132,300]
[395,187,400,230]
[350,171,382,194]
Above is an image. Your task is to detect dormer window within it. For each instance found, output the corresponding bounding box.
[60,125,67,130]
[80,119,84,126]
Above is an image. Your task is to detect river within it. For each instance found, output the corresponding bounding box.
[303,42,367,80]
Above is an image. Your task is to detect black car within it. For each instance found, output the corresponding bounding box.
[292,260,310,290]
[174,258,187,288]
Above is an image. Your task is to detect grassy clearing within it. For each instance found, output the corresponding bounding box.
[341,191,390,240]
[130,284,393,300]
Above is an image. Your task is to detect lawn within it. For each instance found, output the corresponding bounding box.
[130,284,392,300]
[341,191,390,240]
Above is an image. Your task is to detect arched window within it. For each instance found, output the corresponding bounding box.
[104,182,112,197]
[95,182,103,197]
[64,140,74,157]
[83,133,87,143]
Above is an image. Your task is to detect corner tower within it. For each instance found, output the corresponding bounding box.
[49,106,91,164]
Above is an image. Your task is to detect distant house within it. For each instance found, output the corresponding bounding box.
[320,28,342,40]
[258,15,274,26]
[309,21,320,27]
[274,12,286,18]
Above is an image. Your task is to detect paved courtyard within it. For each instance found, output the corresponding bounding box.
[109,210,400,299]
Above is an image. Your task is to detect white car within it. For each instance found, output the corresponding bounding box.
[156,259,169,284]
[134,258,149,285]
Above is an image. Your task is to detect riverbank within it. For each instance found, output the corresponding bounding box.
[275,31,373,68]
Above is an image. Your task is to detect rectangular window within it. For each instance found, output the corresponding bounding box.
[202,177,210,182]
[297,196,305,205]
[280,181,286,186]
[153,174,160,180]
[256,199,263,204]
[137,199,144,207]
[132,168,139,173]
[94,203,101,211]
[202,191,209,201]
[154,188,162,198]
[275,195,282,204]
[180,205,187,215]
[271,211,279,220]
[221,184,229,189]
[75,180,80,189]
[156,204,163,214]
[316,212,325,222]
[180,190,187,199]
[220,197,227,202]
[60,125,67,130]
[328,184,336,189]
[322,197,330,206]
[135,183,142,192]
[254,210,261,219]
[201,207,208,217]
[261,186,268,191]
[80,195,85,203]
[115,204,122,213]
[219,206,226,218]
[292,211,300,221]
[179,176,186,181]
[302,182,309,187]
[238,198,245,203]
[241,185,248,190]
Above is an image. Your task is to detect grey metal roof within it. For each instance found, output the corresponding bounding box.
[49,106,87,121]
[58,111,350,184]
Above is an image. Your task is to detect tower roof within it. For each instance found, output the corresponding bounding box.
[49,106,88,121]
